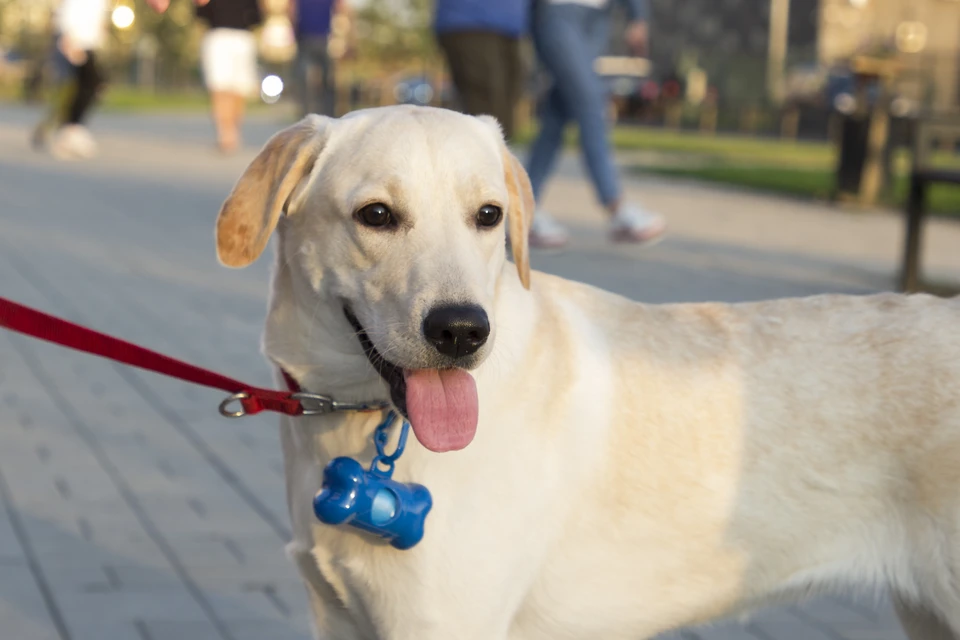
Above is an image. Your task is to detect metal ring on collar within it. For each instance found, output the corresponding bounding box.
[219,391,250,418]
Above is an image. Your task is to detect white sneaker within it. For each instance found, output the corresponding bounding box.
[528,211,570,249]
[610,203,666,245]
[51,125,98,161]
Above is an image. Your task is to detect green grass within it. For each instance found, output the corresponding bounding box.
[515,124,834,168]
[648,164,836,199]
[542,122,960,217]
[644,163,960,217]
[0,83,274,114]
[95,86,274,114]
[97,86,211,112]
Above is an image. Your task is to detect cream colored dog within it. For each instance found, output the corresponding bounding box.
[214,106,960,640]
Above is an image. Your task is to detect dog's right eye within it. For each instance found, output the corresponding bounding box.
[356,203,394,228]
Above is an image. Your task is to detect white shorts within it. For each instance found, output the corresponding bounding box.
[201,28,258,96]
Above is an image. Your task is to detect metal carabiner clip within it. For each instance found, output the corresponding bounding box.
[289,392,337,415]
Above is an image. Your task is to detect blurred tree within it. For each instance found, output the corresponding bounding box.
[352,0,439,70]
[133,0,204,87]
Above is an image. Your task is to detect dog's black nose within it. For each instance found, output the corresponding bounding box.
[422,305,490,359]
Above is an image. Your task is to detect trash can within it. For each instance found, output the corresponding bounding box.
[834,111,895,200]
[835,113,871,195]
[832,54,903,204]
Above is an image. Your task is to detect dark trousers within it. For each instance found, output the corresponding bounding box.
[437,31,522,141]
[66,50,104,125]
[296,35,336,117]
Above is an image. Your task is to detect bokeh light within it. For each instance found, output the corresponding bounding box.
[111,5,135,30]
[261,75,284,104]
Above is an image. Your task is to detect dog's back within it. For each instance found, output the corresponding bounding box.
[528,286,960,637]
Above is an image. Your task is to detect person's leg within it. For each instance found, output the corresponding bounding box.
[32,43,75,149]
[533,4,620,208]
[302,36,335,117]
[50,50,103,159]
[210,29,256,153]
[582,7,665,242]
[297,36,323,116]
[524,82,573,247]
[319,37,336,117]
[65,51,103,126]
[294,36,311,117]
[533,3,665,242]
[230,29,259,149]
[438,31,503,122]
[525,83,568,204]
[523,6,575,248]
[525,1,574,205]
[496,34,523,141]
[471,32,513,139]
[202,29,230,151]
[202,29,245,152]
[210,89,237,152]
[232,90,246,134]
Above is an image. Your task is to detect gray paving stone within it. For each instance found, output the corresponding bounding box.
[0,492,29,564]
[743,608,838,640]
[54,589,213,628]
[226,618,315,640]
[689,621,766,640]
[0,559,62,640]
[800,597,881,627]
[68,620,143,640]
[134,620,224,640]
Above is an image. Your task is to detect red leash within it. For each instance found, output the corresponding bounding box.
[0,296,305,417]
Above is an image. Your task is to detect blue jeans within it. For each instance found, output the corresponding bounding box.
[525,2,620,207]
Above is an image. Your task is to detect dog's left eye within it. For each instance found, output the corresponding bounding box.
[356,203,395,228]
[476,205,503,228]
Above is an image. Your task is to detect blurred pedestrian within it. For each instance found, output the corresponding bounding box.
[524,0,665,248]
[290,0,350,118]
[30,0,190,159]
[195,0,264,153]
[434,0,528,142]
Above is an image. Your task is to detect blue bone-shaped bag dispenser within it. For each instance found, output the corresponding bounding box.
[313,413,432,550]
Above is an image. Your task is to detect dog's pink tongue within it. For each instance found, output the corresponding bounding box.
[404,369,478,452]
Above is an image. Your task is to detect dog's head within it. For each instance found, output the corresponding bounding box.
[214,106,535,452]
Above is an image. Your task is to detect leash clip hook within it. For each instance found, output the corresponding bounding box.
[289,392,337,415]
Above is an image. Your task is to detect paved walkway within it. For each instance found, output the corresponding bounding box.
[1,103,958,640]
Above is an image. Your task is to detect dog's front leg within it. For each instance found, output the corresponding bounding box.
[287,542,377,640]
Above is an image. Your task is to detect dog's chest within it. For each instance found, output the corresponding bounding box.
[305,522,526,640]
[298,457,574,639]
[308,535,437,636]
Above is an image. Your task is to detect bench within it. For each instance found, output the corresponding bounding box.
[899,114,960,293]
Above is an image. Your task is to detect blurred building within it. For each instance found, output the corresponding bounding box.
[610,0,818,104]
[645,0,818,67]
[819,0,960,110]
[612,0,960,110]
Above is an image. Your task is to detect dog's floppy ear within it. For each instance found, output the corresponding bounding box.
[502,148,535,289]
[475,115,534,290]
[215,115,330,268]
